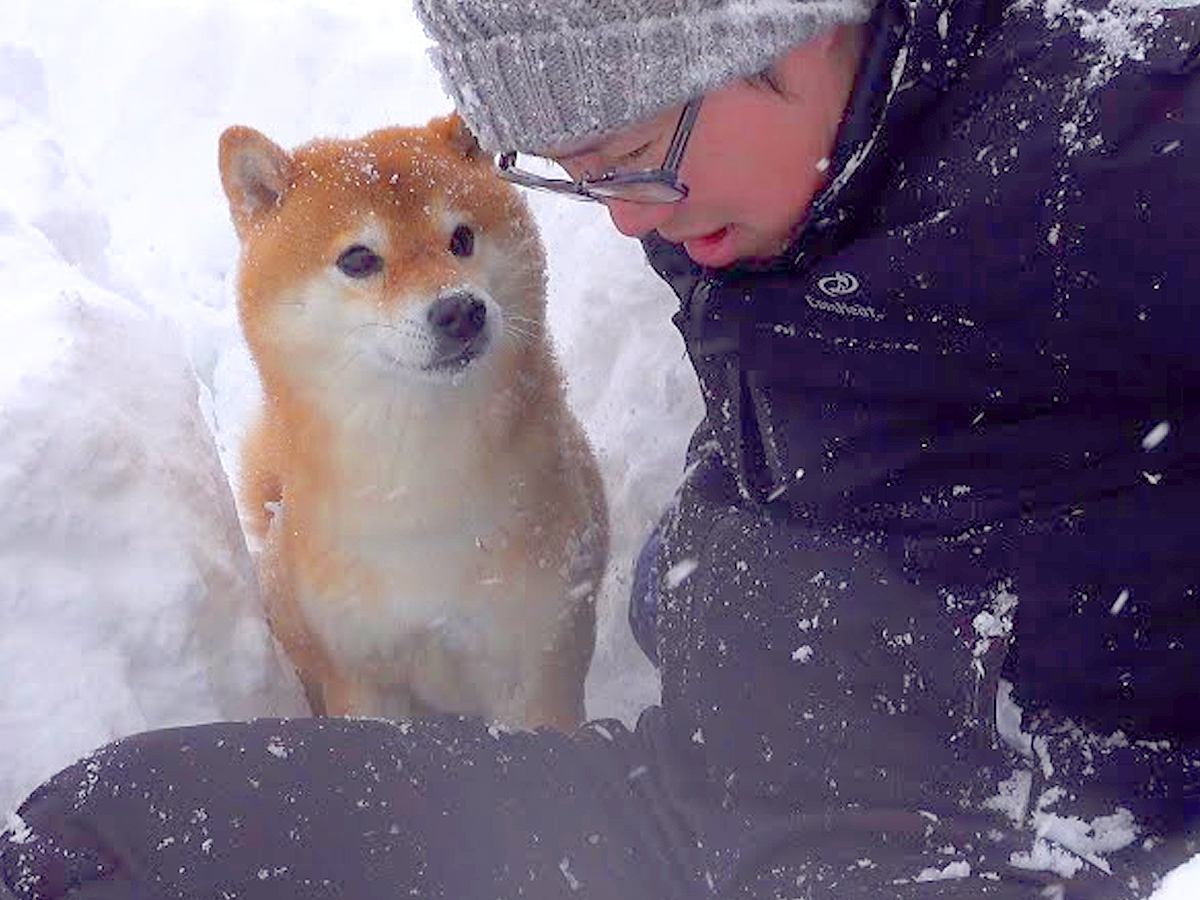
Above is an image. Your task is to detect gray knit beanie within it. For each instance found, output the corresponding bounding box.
[412,0,877,154]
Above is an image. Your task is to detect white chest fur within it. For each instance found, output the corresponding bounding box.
[278,362,600,720]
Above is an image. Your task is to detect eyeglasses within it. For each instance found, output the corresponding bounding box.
[495,99,702,205]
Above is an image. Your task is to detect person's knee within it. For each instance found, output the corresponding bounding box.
[0,722,267,899]
[2,774,122,899]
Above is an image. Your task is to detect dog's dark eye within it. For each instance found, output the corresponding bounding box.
[449,225,475,258]
[336,245,383,278]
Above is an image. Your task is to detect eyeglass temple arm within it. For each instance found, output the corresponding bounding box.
[662,99,702,171]
[497,103,700,172]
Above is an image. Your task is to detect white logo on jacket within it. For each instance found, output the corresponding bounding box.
[817,271,861,297]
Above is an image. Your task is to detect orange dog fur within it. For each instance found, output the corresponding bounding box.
[218,116,607,731]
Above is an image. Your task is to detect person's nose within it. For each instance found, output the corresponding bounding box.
[603,198,675,238]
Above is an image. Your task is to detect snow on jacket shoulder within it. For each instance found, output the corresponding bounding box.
[645,0,1200,742]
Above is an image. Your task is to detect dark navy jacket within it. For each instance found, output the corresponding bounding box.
[642,0,1200,753]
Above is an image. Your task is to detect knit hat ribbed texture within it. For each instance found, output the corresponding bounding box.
[413,0,876,153]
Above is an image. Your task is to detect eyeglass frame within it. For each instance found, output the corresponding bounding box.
[495,98,703,205]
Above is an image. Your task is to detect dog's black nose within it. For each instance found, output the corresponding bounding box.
[428,293,487,343]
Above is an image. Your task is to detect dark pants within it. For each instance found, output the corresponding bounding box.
[3,710,1196,900]
[0,715,694,900]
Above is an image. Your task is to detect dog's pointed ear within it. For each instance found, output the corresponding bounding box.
[219,126,294,239]
[431,113,486,162]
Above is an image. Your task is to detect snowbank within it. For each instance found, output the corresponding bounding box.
[1151,854,1200,900]
[0,216,308,813]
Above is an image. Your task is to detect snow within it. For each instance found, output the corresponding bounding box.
[0,0,699,818]
[914,860,971,882]
[0,1,1196,896]
[992,679,1200,896]
[0,217,309,812]
[1112,588,1132,615]
[665,557,699,588]
[791,645,815,663]
[1142,421,1171,450]
[1154,855,1200,900]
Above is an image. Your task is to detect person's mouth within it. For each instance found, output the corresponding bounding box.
[678,225,735,268]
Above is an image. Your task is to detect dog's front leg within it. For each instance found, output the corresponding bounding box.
[321,674,423,724]
[514,598,596,732]
[321,674,382,719]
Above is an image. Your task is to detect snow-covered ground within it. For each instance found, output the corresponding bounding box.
[0,1,1193,896]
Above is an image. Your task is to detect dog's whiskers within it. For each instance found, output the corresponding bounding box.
[505,316,544,342]
[350,320,405,335]
[506,314,543,329]
[504,324,538,346]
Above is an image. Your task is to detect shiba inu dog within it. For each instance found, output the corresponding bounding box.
[217,115,607,731]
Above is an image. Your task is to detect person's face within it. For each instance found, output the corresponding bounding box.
[548,25,865,269]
